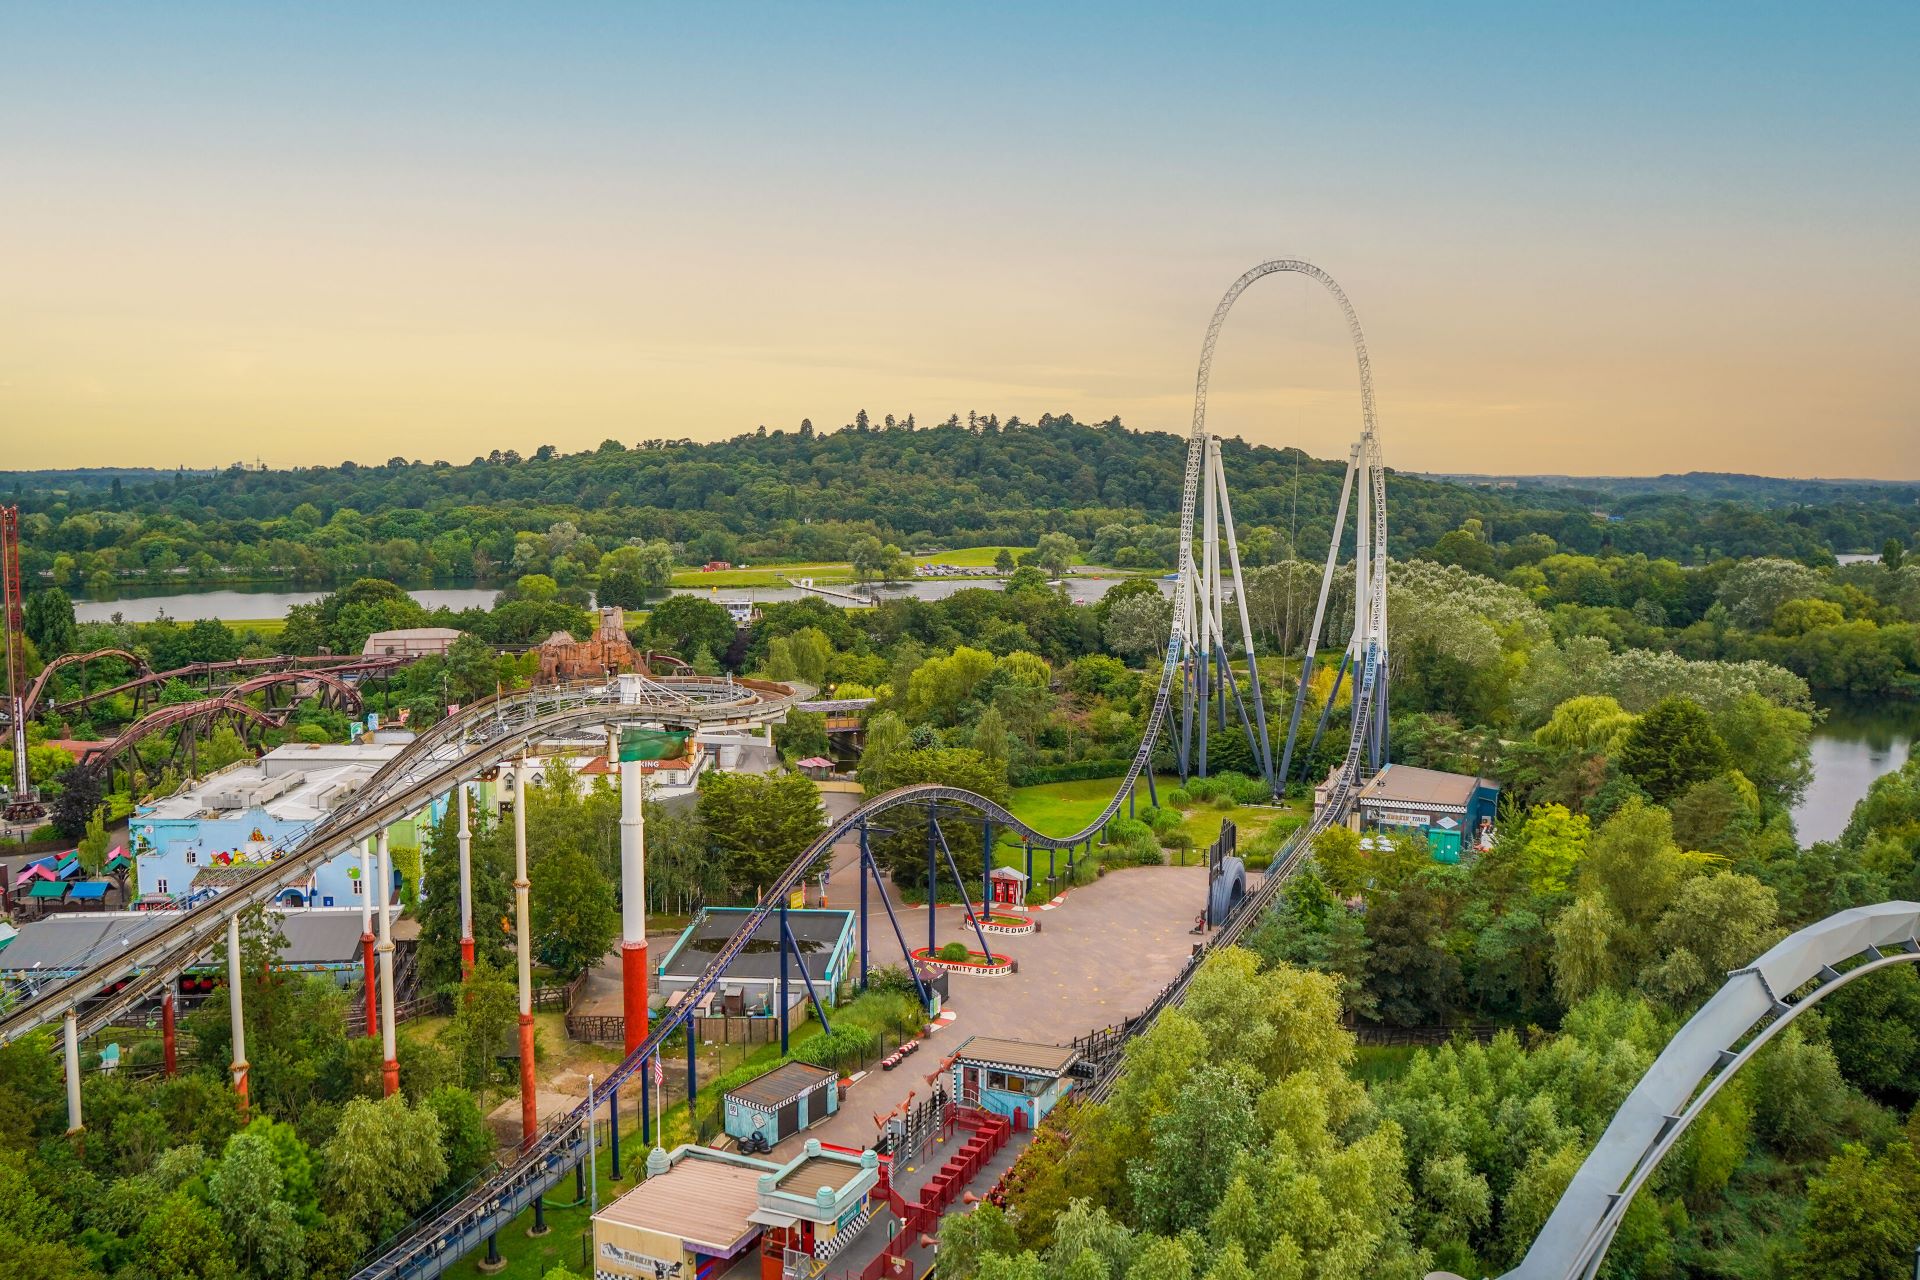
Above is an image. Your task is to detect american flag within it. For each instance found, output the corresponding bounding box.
[651,1054,664,1088]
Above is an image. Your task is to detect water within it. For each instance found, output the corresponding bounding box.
[1794,699,1919,844]
[74,586,503,623]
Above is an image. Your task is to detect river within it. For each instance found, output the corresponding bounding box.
[1793,699,1919,844]
[71,573,1157,623]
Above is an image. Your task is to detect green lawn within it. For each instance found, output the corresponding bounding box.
[997,776,1310,878]
[670,561,854,588]
[223,617,287,637]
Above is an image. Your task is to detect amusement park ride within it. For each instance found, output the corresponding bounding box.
[0,264,1906,1280]
[2,505,44,822]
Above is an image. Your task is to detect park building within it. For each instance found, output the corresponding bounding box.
[592,1139,881,1280]
[655,907,856,1020]
[1316,762,1500,862]
[360,627,464,659]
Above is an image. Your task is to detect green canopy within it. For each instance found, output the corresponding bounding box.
[27,881,69,900]
[618,729,690,763]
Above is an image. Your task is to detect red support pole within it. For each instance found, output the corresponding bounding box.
[460,936,475,983]
[161,991,177,1078]
[518,1012,538,1145]
[362,932,377,1037]
[621,940,649,1054]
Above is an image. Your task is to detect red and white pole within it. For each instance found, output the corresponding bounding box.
[619,746,649,1054]
[513,760,538,1144]
[456,781,475,981]
[161,990,177,1078]
[376,828,399,1097]
[359,836,376,1037]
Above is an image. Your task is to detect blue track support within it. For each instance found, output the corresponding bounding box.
[783,917,832,1035]
[779,898,791,1054]
[860,837,931,1012]
[1023,839,1033,891]
[686,1026,696,1114]
[858,822,870,991]
[609,1086,620,1181]
[1243,647,1277,790]
[1213,638,1262,781]
[1275,651,1318,790]
[925,815,938,956]
[1146,768,1158,807]
[1177,651,1194,781]
[935,821,997,962]
[641,1053,650,1145]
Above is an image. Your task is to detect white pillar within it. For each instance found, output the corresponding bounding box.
[513,760,537,1140]
[227,913,249,1109]
[456,782,474,979]
[376,828,399,1095]
[619,752,649,1052]
[358,836,373,935]
[63,1009,82,1133]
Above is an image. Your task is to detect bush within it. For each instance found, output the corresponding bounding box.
[1162,829,1195,851]
[865,965,922,998]
[1102,817,1153,845]
[1165,787,1191,808]
[1212,793,1238,810]
[1183,777,1221,802]
[1139,805,1183,835]
[1213,771,1272,803]
[793,1026,880,1072]
[938,942,970,963]
[1102,843,1164,869]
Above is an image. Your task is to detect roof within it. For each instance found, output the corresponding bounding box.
[594,1153,765,1255]
[775,1155,859,1197]
[660,908,853,985]
[989,867,1029,882]
[726,1060,836,1110]
[795,756,834,769]
[1355,764,1489,810]
[363,627,461,643]
[0,909,378,976]
[66,882,110,901]
[26,881,69,900]
[951,1036,1079,1077]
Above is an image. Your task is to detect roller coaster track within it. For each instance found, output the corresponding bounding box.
[48,653,406,715]
[19,647,147,720]
[77,669,369,776]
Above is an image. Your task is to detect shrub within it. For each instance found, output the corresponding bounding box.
[1213,771,1272,803]
[1212,793,1238,810]
[865,965,921,998]
[1165,787,1191,809]
[1103,817,1153,845]
[938,942,970,963]
[1184,777,1221,802]
[793,1026,879,1072]
[1162,829,1195,851]
[1139,805,1182,835]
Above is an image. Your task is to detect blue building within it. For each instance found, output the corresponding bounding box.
[722,1059,839,1148]
[132,739,428,908]
[946,1036,1079,1130]
[1349,763,1500,862]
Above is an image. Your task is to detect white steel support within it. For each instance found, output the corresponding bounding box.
[376,828,398,1095]
[1213,438,1276,784]
[63,1009,82,1133]
[514,760,537,1143]
[358,835,376,1037]
[618,751,650,1053]
[228,913,250,1111]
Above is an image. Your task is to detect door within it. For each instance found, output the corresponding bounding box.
[777,1097,800,1139]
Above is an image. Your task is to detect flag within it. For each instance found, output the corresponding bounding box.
[651,1054,665,1088]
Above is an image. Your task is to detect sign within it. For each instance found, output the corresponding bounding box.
[619,729,689,763]
[599,1240,682,1277]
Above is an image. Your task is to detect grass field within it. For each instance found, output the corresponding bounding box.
[222,617,288,637]
[669,560,856,588]
[997,775,1310,881]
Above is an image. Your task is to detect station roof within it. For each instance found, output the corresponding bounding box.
[1355,764,1491,811]
[26,881,70,900]
[725,1060,836,1111]
[659,908,852,985]
[950,1036,1079,1077]
[594,1152,764,1257]
[0,909,381,976]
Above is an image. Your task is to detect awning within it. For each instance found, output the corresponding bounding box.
[67,883,110,901]
[14,865,55,887]
[52,859,82,881]
[103,855,133,874]
[746,1208,801,1229]
[27,882,69,900]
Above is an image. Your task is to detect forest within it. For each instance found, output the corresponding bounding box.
[5,416,1917,598]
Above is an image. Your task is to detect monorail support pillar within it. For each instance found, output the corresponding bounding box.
[228,913,250,1114]
[619,748,650,1053]
[376,829,399,1097]
[513,761,538,1146]
[359,836,376,1037]
[64,1009,83,1135]
[457,781,475,981]
[161,990,177,1078]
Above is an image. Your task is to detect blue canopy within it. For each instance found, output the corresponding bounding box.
[52,858,82,880]
[66,882,110,901]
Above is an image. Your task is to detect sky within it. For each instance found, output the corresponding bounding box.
[2,4,1916,477]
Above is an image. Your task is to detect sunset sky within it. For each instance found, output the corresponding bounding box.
[3,4,1915,477]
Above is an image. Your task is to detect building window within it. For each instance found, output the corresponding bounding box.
[185,848,198,866]
[156,878,169,895]
[350,878,363,896]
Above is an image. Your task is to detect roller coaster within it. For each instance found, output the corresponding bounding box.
[3,261,1844,1279]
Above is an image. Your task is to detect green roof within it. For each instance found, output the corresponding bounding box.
[27,881,69,900]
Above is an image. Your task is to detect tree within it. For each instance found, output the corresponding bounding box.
[1103,593,1172,662]
[320,1095,448,1252]
[129,1192,240,1280]
[1032,533,1079,578]
[446,955,518,1088]
[994,548,1017,573]
[423,1085,495,1193]
[848,535,906,586]
[1128,1065,1258,1235]
[597,541,674,609]
[1883,537,1906,571]
[1799,1126,1920,1279]
[416,802,514,991]
[208,1127,307,1280]
[1641,872,1781,1010]
[1364,879,1464,1026]
[1508,803,1590,894]
[530,848,619,979]
[22,588,77,658]
[1617,696,1730,802]
[443,633,501,703]
[646,595,735,663]
[49,764,105,840]
[697,770,826,895]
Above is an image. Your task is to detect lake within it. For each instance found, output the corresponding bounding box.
[73,573,1160,622]
[1794,699,1919,844]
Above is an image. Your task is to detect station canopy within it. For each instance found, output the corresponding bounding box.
[66,882,110,901]
[26,881,69,900]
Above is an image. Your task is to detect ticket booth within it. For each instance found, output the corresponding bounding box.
[988,866,1027,909]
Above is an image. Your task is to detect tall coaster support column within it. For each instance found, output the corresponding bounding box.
[457,781,475,981]
[513,760,538,1145]
[63,1009,83,1135]
[359,836,376,1037]
[227,913,250,1113]
[376,828,399,1097]
[618,740,650,1053]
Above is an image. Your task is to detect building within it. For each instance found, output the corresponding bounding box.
[1321,763,1499,862]
[591,1140,880,1280]
[537,606,647,682]
[946,1036,1079,1130]
[656,908,855,1016]
[361,627,464,659]
[723,1060,838,1150]
[131,738,430,908]
[0,907,384,1004]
